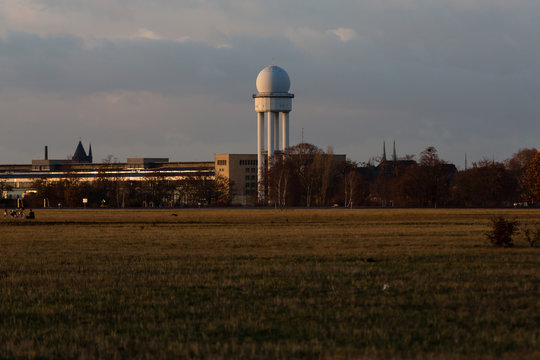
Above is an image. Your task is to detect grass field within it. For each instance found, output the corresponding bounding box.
[0,208,539,359]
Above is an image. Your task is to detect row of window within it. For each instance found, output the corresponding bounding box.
[217,160,227,165]
[240,159,257,166]
[245,167,257,173]
[245,175,257,181]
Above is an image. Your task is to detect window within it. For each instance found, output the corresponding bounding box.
[217,160,227,165]
[251,168,256,173]
[245,168,250,173]
[245,175,250,180]
[241,159,257,166]
[251,175,256,180]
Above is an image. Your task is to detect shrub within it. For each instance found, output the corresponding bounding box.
[486,216,519,248]
[523,227,540,248]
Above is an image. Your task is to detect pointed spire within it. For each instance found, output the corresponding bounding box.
[72,140,91,163]
[392,141,397,161]
[88,143,93,163]
[382,141,387,162]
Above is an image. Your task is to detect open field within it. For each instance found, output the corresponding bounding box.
[1,208,539,359]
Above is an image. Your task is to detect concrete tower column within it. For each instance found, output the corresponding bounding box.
[257,112,265,197]
[273,112,279,152]
[267,111,274,170]
[282,112,289,151]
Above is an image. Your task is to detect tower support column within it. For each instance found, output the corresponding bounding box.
[267,112,274,170]
[282,112,289,151]
[273,112,279,152]
[257,112,265,198]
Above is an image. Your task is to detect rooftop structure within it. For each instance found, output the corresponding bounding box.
[72,141,92,163]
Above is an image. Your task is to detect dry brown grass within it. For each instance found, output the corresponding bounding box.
[0,208,539,358]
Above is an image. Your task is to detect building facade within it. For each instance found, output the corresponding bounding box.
[215,154,258,205]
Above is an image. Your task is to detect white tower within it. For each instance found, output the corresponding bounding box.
[253,65,294,200]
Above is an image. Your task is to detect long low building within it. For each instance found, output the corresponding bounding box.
[0,155,263,205]
[0,142,346,206]
[0,160,214,196]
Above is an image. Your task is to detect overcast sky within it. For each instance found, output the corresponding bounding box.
[0,0,539,167]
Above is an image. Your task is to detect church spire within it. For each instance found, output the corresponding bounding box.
[392,141,397,161]
[382,141,387,162]
[72,140,92,163]
[88,143,93,163]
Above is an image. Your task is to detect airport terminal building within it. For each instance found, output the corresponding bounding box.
[0,142,278,206]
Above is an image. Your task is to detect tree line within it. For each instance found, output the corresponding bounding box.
[264,144,540,208]
[29,169,231,208]
[22,144,540,208]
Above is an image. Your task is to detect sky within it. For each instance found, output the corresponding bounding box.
[0,0,539,168]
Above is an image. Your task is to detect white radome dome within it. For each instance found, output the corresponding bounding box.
[256,65,291,94]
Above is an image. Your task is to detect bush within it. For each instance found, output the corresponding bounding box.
[486,216,519,247]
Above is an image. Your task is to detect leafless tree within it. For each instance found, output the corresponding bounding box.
[343,161,359,208]
[522,152,540,205]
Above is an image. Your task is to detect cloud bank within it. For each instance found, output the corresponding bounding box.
[0,0,539,166]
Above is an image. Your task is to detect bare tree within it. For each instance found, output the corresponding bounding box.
[505,148,537,203]
[505,148,537,174]
[451,159,518,207]
[179,171,231,206]
[343,161,359,208]
[315,146,336,206]
[287,143,324,207]
[522,152,540,205]
[95,155,125,207]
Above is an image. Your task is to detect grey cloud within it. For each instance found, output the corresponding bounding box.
[1,0,540,166]
[0,32,301,101]
[0,33,230,97]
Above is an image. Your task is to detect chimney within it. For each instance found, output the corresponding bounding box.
[45,146,48,160]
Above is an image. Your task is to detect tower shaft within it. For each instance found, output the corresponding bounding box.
[281,112,289,150]
[267,112,274,170]
[257,112,265,199]
[253,65,294,202]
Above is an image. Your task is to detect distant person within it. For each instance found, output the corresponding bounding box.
[3,209,7,218]
[26,209,35,219]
